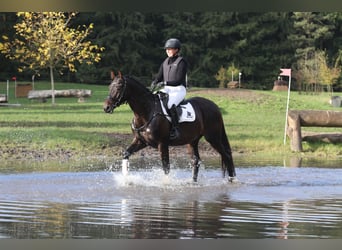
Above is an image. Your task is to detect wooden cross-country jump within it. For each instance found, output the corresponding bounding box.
[286,110,342,151]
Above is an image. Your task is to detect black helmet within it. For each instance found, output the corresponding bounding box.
[164,38,181,49]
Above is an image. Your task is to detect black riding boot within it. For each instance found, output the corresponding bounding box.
[169,104,180,140]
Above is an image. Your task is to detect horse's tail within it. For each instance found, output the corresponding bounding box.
[219,121,236,178]
[221,124,232,154]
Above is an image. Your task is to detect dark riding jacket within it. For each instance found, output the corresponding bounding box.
[153,55,187,87]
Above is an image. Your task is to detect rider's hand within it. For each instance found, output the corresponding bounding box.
[156,81,166,88]
[151,81,165,90]
[151,80,157,88]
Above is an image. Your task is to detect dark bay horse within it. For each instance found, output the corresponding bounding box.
[103,72,236,182]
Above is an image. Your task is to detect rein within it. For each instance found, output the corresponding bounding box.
[131,96,164,133]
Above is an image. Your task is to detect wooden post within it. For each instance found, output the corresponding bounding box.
[287,111,302,151]
[283,72,292,145]
[14,79,17,98]
[287,110,342,152]
[6,80,9,102]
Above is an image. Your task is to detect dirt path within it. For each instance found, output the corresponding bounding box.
[0,132,223,163]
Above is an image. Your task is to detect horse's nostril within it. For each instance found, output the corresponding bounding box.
[104,105,113,113]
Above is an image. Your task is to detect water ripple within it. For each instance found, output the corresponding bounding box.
[1,165,342,238]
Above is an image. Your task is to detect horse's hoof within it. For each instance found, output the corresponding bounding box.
[228,176,238,183]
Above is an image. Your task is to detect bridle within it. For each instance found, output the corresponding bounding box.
[106,76,127,113]
[106,75,166,138]
[131,97,163,133]
[130,96,165,145]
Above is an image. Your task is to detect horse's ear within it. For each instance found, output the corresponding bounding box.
[110,71,115,80]
[118,71,122,79]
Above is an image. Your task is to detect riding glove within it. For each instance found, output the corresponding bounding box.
[151,81,166,89]
[157,81,166,88]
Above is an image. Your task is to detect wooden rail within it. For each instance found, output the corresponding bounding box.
[28,89,91,101]
[287,110,342,151]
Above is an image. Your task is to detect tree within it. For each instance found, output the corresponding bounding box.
[289,12,335,60]
[0,12,104,104]
[294,50,340,94]
[1,12,341,90]
[0,13,17,80]
[229,12,294,87]
[215,66,228,88]
[215,64,241,88]
[316,50,341,94]
[87,12,155,84]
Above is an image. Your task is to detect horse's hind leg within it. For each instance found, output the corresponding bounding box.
[204,133,236,181]
[187,140,201,182]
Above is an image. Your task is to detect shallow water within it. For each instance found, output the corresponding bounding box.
[0,157,342,239]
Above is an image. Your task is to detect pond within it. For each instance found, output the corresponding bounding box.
[0,156,341,239]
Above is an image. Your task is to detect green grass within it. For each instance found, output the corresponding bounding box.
[1,81,341,161]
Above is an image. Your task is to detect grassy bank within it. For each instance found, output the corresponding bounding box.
[0,81,341,163]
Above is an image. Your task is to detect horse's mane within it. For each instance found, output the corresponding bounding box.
[125,75,154,97]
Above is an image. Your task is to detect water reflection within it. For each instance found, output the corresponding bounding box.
[1,157,342,239]
[222,199,342,239]
[1,195,341,239]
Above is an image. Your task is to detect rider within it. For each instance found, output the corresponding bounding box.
[151,38,188,140]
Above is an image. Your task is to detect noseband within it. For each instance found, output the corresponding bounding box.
[107,77,127,112]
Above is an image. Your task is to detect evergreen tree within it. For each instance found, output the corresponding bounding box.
[89,12,156,84]
[0,13,18,80]
[0,12,340,89]
[289,12,335,60]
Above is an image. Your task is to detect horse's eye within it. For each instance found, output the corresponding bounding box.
[117,82,125,89]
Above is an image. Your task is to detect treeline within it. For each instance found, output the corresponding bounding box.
[0,12,341,90]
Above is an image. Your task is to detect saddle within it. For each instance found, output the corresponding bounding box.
[158,92,195,123]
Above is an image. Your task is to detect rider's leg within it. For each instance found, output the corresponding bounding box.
[166,85,186,140]
[169,104,179,140]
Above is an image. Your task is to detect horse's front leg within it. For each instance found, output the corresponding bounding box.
[187,141,201,182]
[158,143,170,175]
[123,137,147,159]
[121,137,147,175]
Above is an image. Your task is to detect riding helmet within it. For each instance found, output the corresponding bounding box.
[164,38,181,49]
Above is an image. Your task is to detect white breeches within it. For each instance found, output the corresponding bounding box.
[160,85,186,109]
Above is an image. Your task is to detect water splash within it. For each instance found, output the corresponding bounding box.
[112,167,233,191]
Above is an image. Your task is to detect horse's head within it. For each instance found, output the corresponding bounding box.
[103,71,126,113]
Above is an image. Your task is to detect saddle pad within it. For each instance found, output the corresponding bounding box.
[160,100,196,123]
